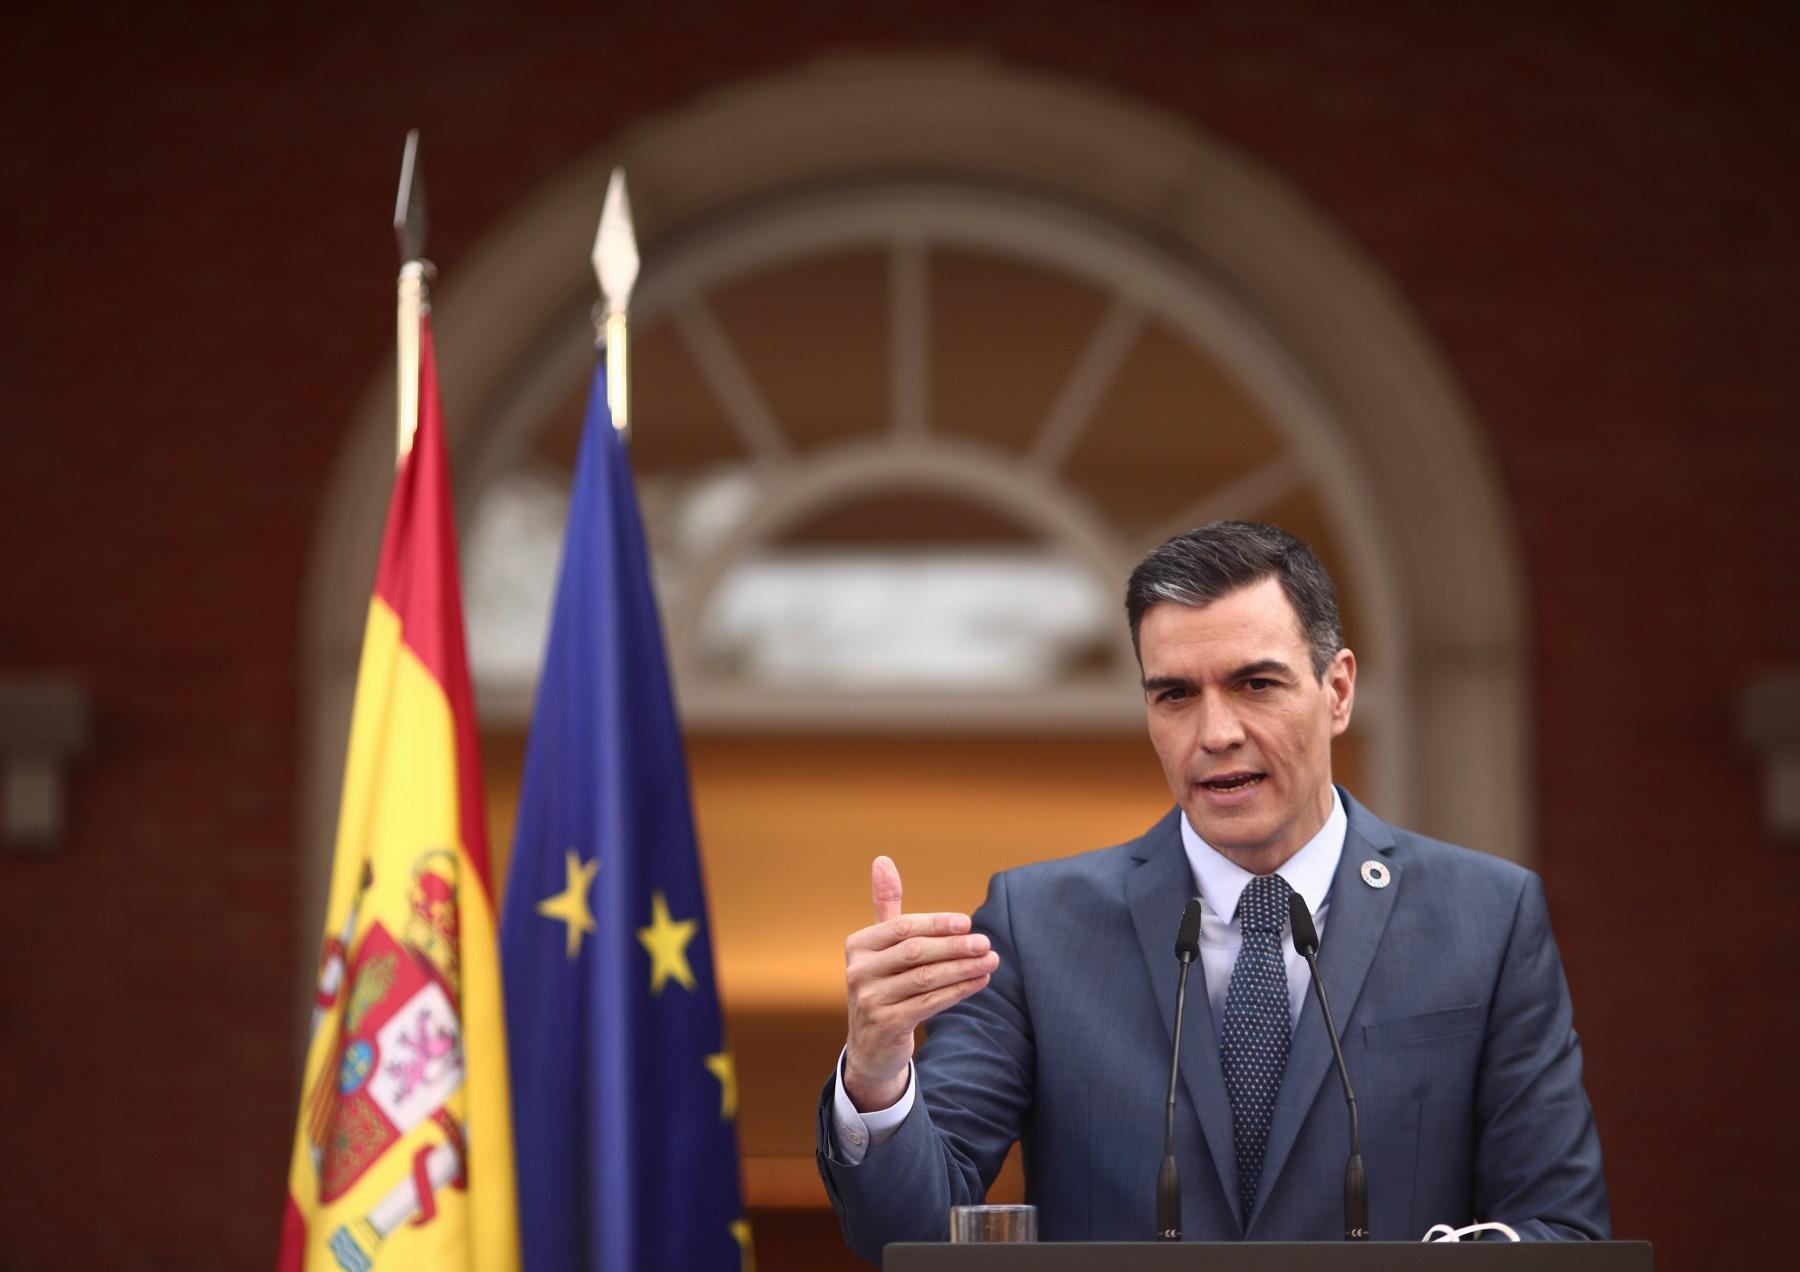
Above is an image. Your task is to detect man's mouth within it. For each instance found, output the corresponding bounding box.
[1200,772,1265,792]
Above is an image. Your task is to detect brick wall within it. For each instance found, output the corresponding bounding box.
[2,3,1795,1266]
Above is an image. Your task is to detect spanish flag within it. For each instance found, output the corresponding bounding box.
[280,318,519,1271]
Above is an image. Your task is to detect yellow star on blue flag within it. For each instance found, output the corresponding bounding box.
[705,1049,738,1120]
[638,889,698,993]
[536,848,599,959]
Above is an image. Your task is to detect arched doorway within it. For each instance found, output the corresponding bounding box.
[303,52,1527,1223]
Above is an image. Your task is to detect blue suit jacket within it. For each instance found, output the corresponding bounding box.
[817,790,1608,1261]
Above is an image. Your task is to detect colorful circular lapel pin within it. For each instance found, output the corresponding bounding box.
[1360,860,1391,889]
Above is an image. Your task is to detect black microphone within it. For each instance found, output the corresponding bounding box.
[1157,898,1205,1241]
[1289,892,1368,1241]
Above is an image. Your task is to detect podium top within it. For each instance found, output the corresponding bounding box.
[885,1241,1652,1271]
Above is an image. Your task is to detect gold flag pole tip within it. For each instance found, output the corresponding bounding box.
[593,168,640,436]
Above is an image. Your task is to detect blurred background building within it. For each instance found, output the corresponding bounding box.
[2,3,1796,1267]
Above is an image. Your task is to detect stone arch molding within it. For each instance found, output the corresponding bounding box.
[304,54,1533,949]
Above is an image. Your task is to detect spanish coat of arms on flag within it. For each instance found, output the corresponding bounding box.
[280,320,519,1271]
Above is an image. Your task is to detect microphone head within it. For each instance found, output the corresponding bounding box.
[1175,898,1203,962]
[1288,891,1320,957]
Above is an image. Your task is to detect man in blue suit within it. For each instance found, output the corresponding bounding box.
[816,521,1608,1260]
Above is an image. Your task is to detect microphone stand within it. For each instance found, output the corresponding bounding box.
[1289,893,1368,1241]
[1158,898,1204,1241]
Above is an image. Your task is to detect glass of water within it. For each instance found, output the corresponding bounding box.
[949,1204,1037,1242]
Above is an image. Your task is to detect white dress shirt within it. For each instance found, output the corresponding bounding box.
[1182,787,1345,1034]
[830,789,1347,1164]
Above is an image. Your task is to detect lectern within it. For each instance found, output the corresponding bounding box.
[886,1242,1653,1270]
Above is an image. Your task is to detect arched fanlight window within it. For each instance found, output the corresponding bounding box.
[463,186,1403,780]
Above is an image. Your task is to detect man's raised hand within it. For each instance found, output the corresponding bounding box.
[842,855,999,1112]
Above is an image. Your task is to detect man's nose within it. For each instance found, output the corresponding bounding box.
[1198,693,1246,752]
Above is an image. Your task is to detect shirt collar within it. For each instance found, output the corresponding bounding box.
[1179,786,1346,925]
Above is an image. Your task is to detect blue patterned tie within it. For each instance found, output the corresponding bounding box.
[1221,872,1293,1226]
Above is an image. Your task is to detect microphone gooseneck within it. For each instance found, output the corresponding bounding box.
[1288,891,1368,1241]
[1157,898,1205,1242]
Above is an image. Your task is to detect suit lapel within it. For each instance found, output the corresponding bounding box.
[1248,791,1399,1233]
[1126,812,1241,1232]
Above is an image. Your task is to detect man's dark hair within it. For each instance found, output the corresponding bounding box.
[1124,520,1344,678]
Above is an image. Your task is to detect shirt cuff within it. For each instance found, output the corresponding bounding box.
[829,1046,916,1165]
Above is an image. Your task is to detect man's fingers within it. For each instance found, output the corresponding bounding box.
[850,962,997,1035]
[845,911,973,955]
[855,952,1000,1008]
[890,971,994,1024]
[861,931,991,977]
[870,855,904,924]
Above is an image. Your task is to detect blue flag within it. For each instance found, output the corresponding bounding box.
[500,365,749,1270]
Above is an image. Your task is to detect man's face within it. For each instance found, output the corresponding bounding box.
[1139,577,1355,873]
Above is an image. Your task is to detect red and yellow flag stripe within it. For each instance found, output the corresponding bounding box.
[281,320,518,1271]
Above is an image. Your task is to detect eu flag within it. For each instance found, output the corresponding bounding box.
[500,364,749,1270]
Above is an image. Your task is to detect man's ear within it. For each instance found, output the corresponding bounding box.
[1327,647,1356,738]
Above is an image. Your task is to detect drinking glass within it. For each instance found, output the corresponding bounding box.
[948,1204,1037,1243]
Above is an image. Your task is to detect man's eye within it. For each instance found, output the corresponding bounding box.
[1155,687,1190,703]
[1244,678,1274,692]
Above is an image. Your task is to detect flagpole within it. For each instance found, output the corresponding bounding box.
[593,167,640,441]
[394,130,430,464]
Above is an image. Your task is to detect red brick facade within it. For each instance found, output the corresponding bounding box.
[2,4,1796,1266]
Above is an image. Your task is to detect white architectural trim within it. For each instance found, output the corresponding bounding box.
[673,298,790,461]
[1029,296,1146,475]
[888,239,930,441]
[659,434,1139,681]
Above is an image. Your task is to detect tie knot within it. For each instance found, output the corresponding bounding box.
[1238,872,1292,933]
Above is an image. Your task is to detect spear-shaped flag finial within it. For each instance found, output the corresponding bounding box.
[593,167,639,310]
[592,167,639,435]
[394,128,428,264]
[393,130,430,461]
